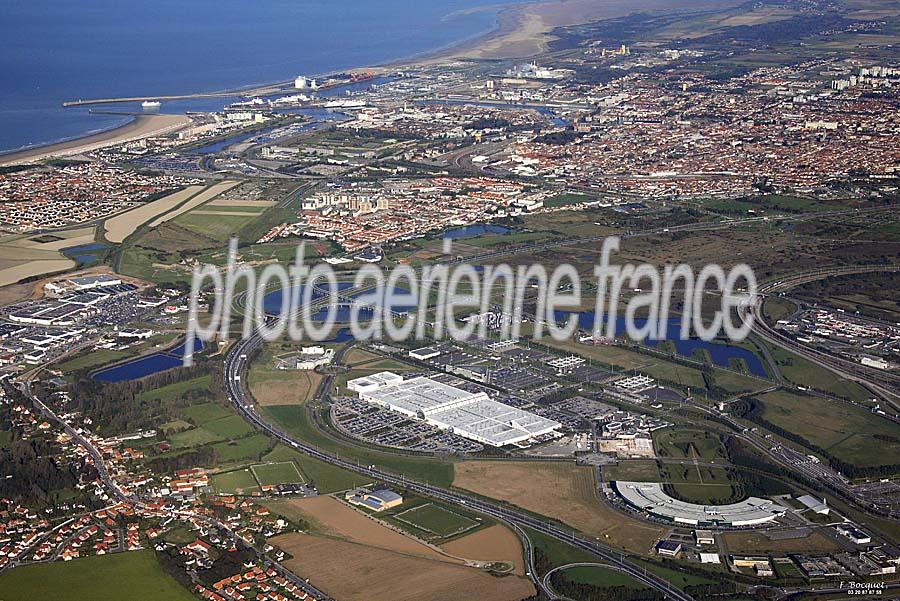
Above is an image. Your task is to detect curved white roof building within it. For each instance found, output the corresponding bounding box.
[614,481,784,527]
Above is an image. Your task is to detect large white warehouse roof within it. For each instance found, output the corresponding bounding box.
[348,372,560,446]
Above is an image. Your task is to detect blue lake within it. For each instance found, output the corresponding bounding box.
[92,338,203,382]
[555,311,767,377]
[443,224,511,239]
[63,242,108,267]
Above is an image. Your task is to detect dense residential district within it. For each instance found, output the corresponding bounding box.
[1,1,900,600]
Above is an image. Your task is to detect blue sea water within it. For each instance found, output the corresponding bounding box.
[0,0,525,154]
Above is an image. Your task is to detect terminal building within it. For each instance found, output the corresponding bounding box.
[347,372,560,447]
[614,481,784,527]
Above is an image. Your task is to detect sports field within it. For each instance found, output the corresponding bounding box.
[393,502,480,538]
[250,461,305,487]
[261,445,360,494]
[210,467,260,495]
[274,496,456,561]
[0,550,194,601]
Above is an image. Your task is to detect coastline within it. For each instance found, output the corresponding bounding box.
[0,3,543,164]
[0,114,191,167]
[0,0,712,165]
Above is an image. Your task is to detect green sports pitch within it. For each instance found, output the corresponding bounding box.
[392,502,479,538]
[250,461,305,488]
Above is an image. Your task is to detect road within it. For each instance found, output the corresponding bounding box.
[745,264,900,408]
[14,366,333,601]
[223,328,696,601]
[542,562,617,600]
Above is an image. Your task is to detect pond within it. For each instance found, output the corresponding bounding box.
[554,311,767,377]
[92,338,204,382]
[441,224,511,239]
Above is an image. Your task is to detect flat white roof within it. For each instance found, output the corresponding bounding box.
[797,494,829,514]
[347,371,405,393]
[615,481,783,527]
[358,374,560,446]
[365,377,475,416]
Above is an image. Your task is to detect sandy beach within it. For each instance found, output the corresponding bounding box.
[0,113,191,166]
[426,0,743,61]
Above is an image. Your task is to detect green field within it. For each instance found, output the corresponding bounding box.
[140,376,211,402]
[391,502,480,538]
[524,527,602,576]
[181,402,233,423]
[603,460,662,482]
[174,212,260,242]
[766,346,871,403]
[758,390,900,468]
[168,406,256,449]
[701,194,839,215]
[212,434,273,463]
[654,428,738,503]
[261,445,362,493]
[661,464,737,504]
[634,559,720,589]
[562,565,649,589]
[0,551,194,601]
[117,246,193,285]
[210,467,261,495]
[654,429,727,461]
[251,461,305,487]
[55,349,130,373]
[762,296,797,323]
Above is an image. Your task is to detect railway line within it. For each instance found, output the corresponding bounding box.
[223,329,696,601]
[746,264,900,408]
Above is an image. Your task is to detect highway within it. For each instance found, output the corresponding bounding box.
[223,328,696,601]
[745,264,900,409]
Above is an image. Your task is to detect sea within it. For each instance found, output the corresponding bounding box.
[0,0,526,155]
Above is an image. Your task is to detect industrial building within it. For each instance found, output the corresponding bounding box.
[292,346,334,370]
[614,481,784,527]
[797,494,830,515]
[345,488,403,512]
[837,525,872,545]
[655,540,683,557]
[347,372,561,446]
